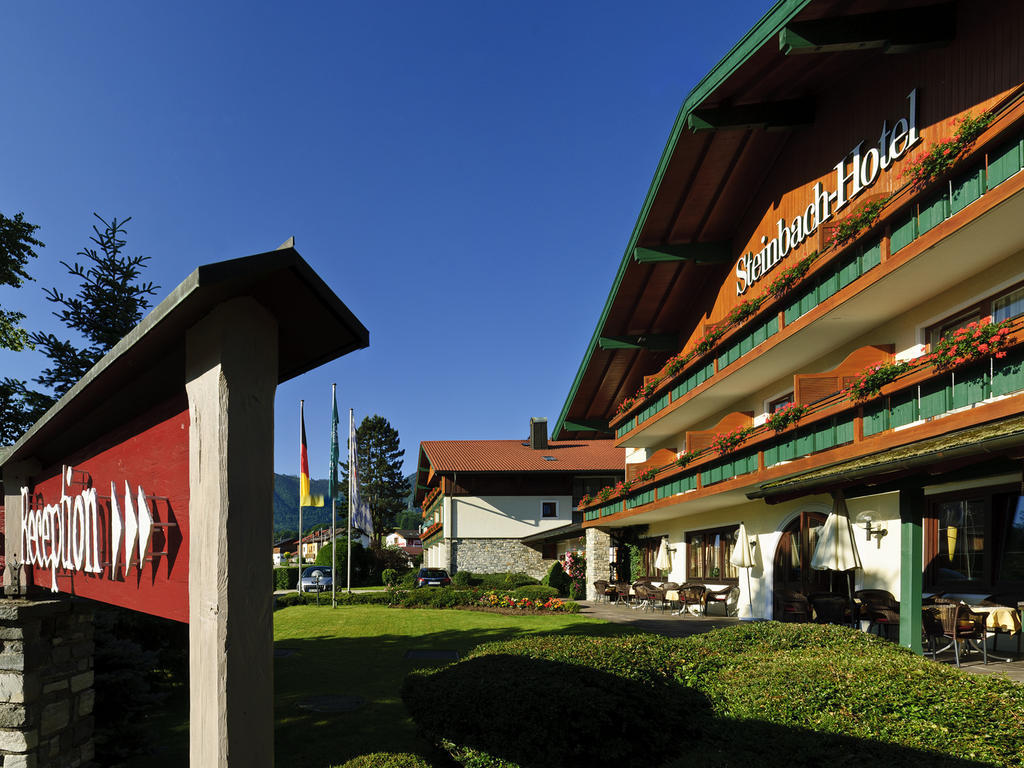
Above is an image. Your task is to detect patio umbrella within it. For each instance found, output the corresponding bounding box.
[655,538,671,575]
[811,490,862,628]
[730,523,755,618]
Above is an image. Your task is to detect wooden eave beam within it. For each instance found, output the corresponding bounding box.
[597,334,677,351]
[779,3,956,56]
[561,419,612,433]
[632,242,731,263]
[688,100,815,132]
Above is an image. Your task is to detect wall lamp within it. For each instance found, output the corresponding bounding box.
[854,510,887,548]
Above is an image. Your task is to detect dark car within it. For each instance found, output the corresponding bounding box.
[299,566,333,593]
[414,567,451,588]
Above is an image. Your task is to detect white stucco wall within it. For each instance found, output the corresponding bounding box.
[636,491,903,620]
[451,495,573,538]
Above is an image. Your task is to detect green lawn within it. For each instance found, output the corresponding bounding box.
[148,605,626,767]
[274,605,632,766]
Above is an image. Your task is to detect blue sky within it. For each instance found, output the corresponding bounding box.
[1,1,770,477]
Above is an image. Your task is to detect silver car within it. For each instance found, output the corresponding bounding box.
[299,566,333,593]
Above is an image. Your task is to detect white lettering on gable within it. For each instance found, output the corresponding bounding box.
[735,88,921,295]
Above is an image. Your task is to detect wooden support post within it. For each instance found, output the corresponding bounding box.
[898,485,924,654]
[186,297,278,768]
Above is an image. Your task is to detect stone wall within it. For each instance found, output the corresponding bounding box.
[585,527,612,601]
[0,599,94,768]
[450,538,553,580]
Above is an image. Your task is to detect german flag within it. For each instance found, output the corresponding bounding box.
[300,402,324,508]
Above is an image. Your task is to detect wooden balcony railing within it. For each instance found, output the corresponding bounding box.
[584,326,1024,524]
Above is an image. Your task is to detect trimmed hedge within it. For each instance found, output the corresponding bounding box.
[511,585,559,601]
[404,622,1024,767]
[333,753,432,768]
[274,567,299,591]
[540,561,570,596]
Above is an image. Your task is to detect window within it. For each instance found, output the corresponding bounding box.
[768,392,795,413]
[925,485,1024,591]
[541,501,558,518]
[926,280,1024,347]
[686,526,739,582]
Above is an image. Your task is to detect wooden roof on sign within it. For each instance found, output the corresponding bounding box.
[0,247,369,470]
[553,0,960,440]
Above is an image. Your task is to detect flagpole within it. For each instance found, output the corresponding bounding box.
[298,400,304,577]
[347,408,353,594]
[331,384,337,609]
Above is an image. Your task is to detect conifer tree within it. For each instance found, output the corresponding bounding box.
[343,415,411,548]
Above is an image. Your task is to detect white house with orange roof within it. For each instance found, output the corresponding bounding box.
[413,418,623,579]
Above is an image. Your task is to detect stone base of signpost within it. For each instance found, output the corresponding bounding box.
[0,599,95,768]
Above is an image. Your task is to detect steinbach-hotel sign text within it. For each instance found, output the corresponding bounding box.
[19,465,172,592]
[735,88,921,295]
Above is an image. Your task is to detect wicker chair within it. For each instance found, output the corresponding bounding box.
[705,585,740,617]
[775,590,810,622]
[855,589,900,639]
[924,603,988,667]
[614,581,631,606]
[675,584,707,616]
[593,580,612,603]
[809,593,848,625]
[660,582,681,612]
[644,582,667,611]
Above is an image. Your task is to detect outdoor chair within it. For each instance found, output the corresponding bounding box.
[809,593,848,625]
[674,584,706,615]
[660,582,681,611]
[924,603,988,668]
[855,589,900,639]
[632,583,653,611]
[644,583,667,611]
[705,585,740,617]
[775,590,810,622]
[593,580,613,603]
[615,582,631,606]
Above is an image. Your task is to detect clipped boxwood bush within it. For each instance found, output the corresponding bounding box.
[333,753,432,768]
[511,585,559,601]
[541,561,570,596]
[452,570,472,587]
[274,567,299,591]
[404,622,1024,767]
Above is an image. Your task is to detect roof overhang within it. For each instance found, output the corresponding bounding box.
[553,0,959,441]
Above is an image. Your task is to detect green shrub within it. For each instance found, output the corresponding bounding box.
[541,560,570,596]
[452,570,472,587]
[400,570,417,588]
[333,752,432,768]
[274,567,299,591]
[511,585,559,600]
[406,623,1024,767]
[381,568,399,588]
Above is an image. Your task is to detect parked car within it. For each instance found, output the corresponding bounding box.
[299,566,333,593]
[414,567,451,588]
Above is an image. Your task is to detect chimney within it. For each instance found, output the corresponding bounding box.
[529,417,548,450]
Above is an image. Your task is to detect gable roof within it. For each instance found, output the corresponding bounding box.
[421,439,624,474]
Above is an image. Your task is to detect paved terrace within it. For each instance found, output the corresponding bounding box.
[576,600,1024,684]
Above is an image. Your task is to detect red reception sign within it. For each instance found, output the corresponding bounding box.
[17,400,190,622]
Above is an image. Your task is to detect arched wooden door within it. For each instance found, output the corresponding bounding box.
[773,511,831,616]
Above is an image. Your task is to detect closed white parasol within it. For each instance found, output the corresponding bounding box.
[811,491,862,627]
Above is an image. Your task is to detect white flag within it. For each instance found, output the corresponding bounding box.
[349,414,374,538]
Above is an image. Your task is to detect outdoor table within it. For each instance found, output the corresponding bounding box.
[968,604,1022,658]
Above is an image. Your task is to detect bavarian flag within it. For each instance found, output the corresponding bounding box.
[300,402,324,507]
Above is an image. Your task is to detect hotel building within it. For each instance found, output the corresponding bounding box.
[555,0,1024,649]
